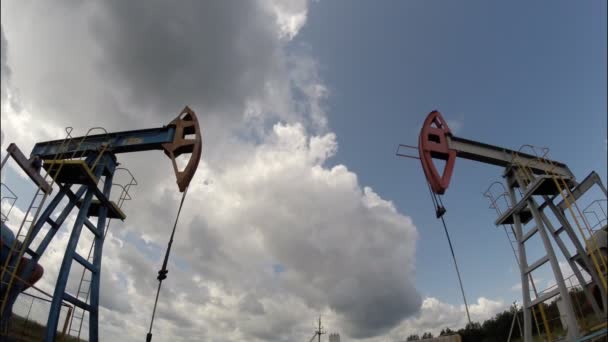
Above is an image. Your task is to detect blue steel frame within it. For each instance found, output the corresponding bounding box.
[45,152,116,341]
[2,122,185,340]
[1,152,117,342]
[30,126,176,159]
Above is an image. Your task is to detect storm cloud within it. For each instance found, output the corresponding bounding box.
[1,1,423,340]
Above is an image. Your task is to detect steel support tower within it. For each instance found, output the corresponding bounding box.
[0,107,202,342]
[399,110,608,341]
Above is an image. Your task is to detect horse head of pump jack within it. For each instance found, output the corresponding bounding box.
[418,110,456,195]
[162,106,203,192]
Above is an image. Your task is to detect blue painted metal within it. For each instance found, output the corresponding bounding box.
[0,185,86,328]
[83,218,102,238]
[43,153,116,342]
[44,168,100,340]
[34,187,86,257]
[4,134,143,340]
[576,328,608,342]
[89,155,114,341]
[73,252,98,273]
[30,126,176,159]
[63,292,92,311]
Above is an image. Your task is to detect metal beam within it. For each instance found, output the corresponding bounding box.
[506,173,533,342]
[447,136,574,178]
[557,171,606,211]
[539,206,604,319]
[5,143,52,194]
[514,170,580,340]
[30,126,176,160]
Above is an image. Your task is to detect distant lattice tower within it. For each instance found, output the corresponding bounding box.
[329,333,340,342]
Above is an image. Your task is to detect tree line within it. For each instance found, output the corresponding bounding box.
[402,287,601,342]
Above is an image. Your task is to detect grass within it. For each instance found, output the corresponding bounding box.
[4,315,83,342]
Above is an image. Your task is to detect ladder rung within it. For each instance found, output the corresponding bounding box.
[4,263,17,271]
[77,284,91,293]
[521,226,538,243]
[553,225,564,235]
[63,293,92,311]
[73,253,97,273]
[529,288,560,308]
[25,247,38,257]
[525,255,550,275]
[46,217,59,229]
[84,218,102,238]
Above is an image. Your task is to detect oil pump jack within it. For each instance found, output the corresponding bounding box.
[398,111,607,341]
[0,106,202,341]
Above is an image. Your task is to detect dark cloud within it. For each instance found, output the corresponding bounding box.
[174,126,422,338]
[1,1,286,129]
[0,24,20,112]
[329,270,421,338]
[1,1,425,340]
[91,1,281,119]
[239,293,265,315]
[1,25,10,83]
[99,265,133,314]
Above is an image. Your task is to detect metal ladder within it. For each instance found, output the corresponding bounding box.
[67,271,92,339]
[0,183,18,224]
[511,145,607,340]
[1,127,113,340]
[484,182,549,339]
[67,168,137,340]
[0,129,77,326]
[15,191,45,243]
[44,151,112,342]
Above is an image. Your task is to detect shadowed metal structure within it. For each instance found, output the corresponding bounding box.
[0,106,202,342]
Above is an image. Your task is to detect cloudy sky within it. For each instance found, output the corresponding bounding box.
[1,1,606,341]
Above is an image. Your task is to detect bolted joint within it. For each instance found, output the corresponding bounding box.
[157,270,168,281]
[436,206,446,218]
[30,155,43,172]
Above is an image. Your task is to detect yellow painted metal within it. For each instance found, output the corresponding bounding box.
[510,149,554,342]
[588,320,608,332]
[536,155,608,292]
[514,146,608,339]
[0,127,109,317]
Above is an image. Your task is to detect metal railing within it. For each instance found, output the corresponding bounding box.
[0,183,18,224]
[67,166,137,340]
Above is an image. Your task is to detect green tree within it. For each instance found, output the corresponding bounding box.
[440,327,454,336]
[459,322,484,342]
[406,334,420,341]
[421,332,434,339]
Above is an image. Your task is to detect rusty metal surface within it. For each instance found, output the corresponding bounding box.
[162,106,202,192]
[418,110,456,195]
[6,144,53,194]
